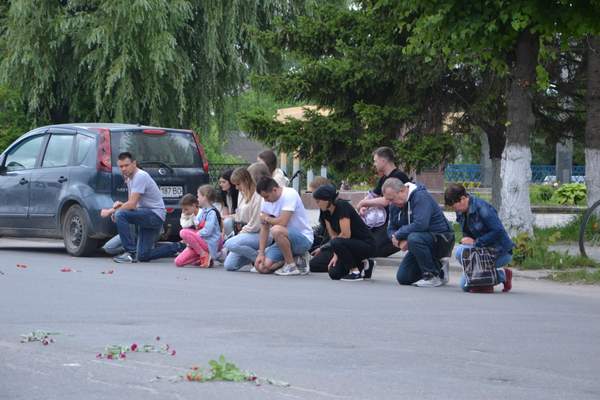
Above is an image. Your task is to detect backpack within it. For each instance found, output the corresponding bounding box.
[460,247,499,287]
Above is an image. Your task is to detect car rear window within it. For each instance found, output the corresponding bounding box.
[110,130,201,168]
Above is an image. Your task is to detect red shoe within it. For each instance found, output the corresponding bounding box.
[469,286,494,293]
[199,253,212,268]
[502,268,513,292]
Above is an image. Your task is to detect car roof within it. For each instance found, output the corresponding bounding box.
[36,123,193,134]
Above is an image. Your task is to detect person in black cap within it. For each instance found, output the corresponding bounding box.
[309,184,376,281]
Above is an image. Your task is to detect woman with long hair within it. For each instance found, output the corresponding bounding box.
[223,167,265,271]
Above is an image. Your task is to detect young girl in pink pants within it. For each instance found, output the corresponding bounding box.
[175,186,223,267]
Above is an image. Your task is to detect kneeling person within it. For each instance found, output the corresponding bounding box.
[444,184,514,293]
[383,178,454,287]
[309,185,376,281]
[254,177,313,275]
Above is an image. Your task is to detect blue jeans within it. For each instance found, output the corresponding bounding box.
[102,225,163,255]
[396,232,446,285]
[115,209,177,262]
[223,232,262,271]
[265,228,312,263]
[454,244,511,291]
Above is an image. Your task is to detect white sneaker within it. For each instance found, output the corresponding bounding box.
[413,275,443,287]
[274,263,300,276]
[440,257,450,285]
[295,252,311,275]
[250,266,258,273]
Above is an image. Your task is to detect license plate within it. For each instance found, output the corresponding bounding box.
[160,186,183,198]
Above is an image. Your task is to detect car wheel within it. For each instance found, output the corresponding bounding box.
[63,204,98,257]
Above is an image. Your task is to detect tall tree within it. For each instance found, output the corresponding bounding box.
[401,0,600,236]
[240,2,458,178]
[0,0,309,132]
[585,35,600,207]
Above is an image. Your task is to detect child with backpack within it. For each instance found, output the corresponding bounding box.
[175,185,223,268]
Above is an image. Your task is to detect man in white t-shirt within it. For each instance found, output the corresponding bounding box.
[254,177,313,276]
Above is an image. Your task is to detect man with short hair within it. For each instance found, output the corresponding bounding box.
[101,152,179,263]
[254,177,313,276]
[382,178,454,287]
[356,146,410,278]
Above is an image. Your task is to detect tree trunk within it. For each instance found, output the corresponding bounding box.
[491,157,502,210]
[500,30,537,237]
[586,35,600,208]
[480,131,492,187]
[487,125,506,211]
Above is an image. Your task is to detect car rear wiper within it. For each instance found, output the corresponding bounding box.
[138,161,175,173]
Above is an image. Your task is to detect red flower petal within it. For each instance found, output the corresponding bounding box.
[96,353,102,359]
[120,353,126,359]
[60,267,73,272]
[171,350,176,356]
[107,354,113,360]
[130,343,138,352]
[16,264,28,269]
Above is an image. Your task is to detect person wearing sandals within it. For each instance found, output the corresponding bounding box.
[223,167,265,271]
[444,184,514,293]
[309,184,376,281]
[383,178,455,287]
[254,177,313,276]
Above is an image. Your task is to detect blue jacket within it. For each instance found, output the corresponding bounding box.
[387,184,451,240]
[456,195,514,257]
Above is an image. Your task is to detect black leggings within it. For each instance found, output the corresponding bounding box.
[372,225,398,258]
[310,238,376,280]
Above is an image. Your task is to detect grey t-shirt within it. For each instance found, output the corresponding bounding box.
[127,169,166,221]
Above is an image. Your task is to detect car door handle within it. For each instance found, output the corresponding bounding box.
[58,176,68,183]
[19,178,28,185]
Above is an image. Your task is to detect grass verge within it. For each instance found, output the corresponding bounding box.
[549,269,600,284]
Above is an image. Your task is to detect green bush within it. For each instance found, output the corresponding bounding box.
[551,183,586,205]
[530,184,556,204]
[511,231,597,270]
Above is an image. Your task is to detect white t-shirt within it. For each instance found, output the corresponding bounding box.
[261,187,313,242]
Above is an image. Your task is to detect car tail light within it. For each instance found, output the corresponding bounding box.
[166,208,174,213]
[143,129,166,135]
[97,128,111,172]
[191,131,209,173]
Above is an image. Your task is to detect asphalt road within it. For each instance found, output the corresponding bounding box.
[1,238,600,400]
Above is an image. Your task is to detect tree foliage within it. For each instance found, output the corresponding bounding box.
[0,85,30,152]
[0,0,310,131]
[239,2,460,177]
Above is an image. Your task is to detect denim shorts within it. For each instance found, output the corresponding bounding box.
[265,228,313,262]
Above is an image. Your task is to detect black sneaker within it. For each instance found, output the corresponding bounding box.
[362,259,376,279]
[341,271,363,281]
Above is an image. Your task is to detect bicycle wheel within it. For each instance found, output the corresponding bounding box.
[579,199,600,259]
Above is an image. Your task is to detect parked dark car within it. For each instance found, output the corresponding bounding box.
[0,123,210,256]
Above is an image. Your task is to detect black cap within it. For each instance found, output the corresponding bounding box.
[312,184,338,202]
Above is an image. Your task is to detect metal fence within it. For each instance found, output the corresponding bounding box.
[445,164,586,184]
[208,163,250,186]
